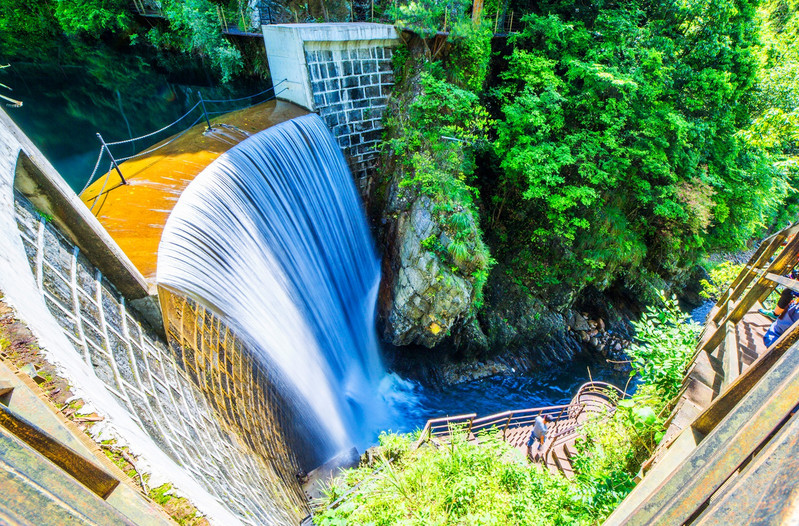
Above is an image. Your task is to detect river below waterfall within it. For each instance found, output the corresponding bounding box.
[382,354,634,439]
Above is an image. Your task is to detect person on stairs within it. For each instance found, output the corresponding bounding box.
[764,297,799,347]
[759,286,798,321]
[526,414,554,461]
[760,267,799,321]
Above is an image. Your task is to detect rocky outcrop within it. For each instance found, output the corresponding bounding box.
[565,310,632,372]
[478,269,582,365]
[376,33,489,349]
[380,194,475,347]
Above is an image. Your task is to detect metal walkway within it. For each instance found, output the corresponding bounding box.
[416,382,626,478]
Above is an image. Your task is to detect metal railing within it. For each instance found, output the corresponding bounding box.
[255,0,532,34]
[640,220,799,474]
[415,381,626,450]
[80,81,287,201]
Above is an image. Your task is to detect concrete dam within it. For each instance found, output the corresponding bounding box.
[0,23,400,525]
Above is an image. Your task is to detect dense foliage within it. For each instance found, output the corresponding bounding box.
[0,0,250,81]
[744,0,799,227]
[489,0,779,295]
[626,293,701,399]
[315,299,699,525]
[381,0,797,319]
[145,0,246,82]
[699,260,745,300]
[383,11,495,307]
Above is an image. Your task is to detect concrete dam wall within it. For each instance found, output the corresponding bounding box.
[0,22,402,523]
[263,23,399,195]
[1,109,309,524]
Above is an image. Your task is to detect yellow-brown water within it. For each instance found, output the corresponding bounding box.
[80,100,308,283]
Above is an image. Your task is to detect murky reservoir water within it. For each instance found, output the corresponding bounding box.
[1,42,260,191]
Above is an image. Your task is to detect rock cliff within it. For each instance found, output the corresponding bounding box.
[380,189,478,348]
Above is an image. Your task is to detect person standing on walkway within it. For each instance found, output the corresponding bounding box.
[527,414,554,461]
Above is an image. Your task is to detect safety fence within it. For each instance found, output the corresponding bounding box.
[415,381,626,450]
[257,1,533,34]
[80,80,287,197]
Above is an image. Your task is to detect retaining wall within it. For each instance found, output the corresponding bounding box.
[263,23,399,194]
[0,109,309,525]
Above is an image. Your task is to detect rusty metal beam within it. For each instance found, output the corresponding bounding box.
[606,339,799,526]
[691,412,799,525]
[0,404,119,498]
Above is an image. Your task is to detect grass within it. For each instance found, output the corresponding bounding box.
[314,295,700,526]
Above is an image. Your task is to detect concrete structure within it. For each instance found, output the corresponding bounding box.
[263,23,399,191]
[0,359,173,525]
[2,110,162,332]
[1,109,309,525]
[81,100,308,284]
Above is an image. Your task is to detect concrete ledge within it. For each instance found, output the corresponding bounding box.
[0,109,151,303]
[263,22,399,110]
[266,22,398,42]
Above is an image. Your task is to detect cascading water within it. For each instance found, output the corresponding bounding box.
[157,114,393,462]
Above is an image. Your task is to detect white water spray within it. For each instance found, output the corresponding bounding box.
[157,114,389,459]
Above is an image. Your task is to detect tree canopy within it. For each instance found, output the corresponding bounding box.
[488,0,785,294]
[0,0,246,81]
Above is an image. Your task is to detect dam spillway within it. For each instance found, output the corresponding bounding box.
[80,99,308,282]
[157,113,388,460]
[0,23,404,524]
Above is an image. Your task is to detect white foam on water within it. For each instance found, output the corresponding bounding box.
[157,114,409,459]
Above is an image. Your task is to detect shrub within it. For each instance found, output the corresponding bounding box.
[700,261,744,300]
[627,292,701,400]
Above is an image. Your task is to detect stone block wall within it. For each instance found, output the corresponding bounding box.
[262,23,399,196]
[306,44,395,189]
[14,191,307,526]
[159,287,317,471]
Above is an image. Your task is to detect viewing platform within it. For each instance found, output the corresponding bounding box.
[416,382,626,478]
[80,98,308,284]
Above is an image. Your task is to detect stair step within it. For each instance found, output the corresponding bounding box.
[552,449,574,479]
[0,403,118,497]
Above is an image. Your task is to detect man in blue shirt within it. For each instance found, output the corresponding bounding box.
[764,300,799,347]
[526,414,554,461]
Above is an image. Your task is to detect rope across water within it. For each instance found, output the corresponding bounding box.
[80,81,287,196]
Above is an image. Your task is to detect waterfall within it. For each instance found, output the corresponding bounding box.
[156,114,387,460]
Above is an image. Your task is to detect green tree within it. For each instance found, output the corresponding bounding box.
[53,0,131,34]
[741,0,799,227]
[147,0,244,82]
[490,0,775,293]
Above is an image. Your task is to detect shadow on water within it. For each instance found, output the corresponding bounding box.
[0,40,262,192]
[383,354,635,438]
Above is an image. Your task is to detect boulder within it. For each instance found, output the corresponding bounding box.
[381,196,475,348]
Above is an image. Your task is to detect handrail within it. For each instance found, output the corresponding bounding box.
[641,220,799,475]
[80,82,287,195]
[415,382,625,452]
[700,222,799,353]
